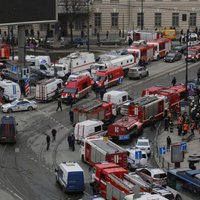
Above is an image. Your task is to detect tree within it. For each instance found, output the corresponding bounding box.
[62,0,89,44]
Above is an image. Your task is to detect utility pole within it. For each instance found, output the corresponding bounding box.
[87,1,90,52]
[122,13,124,38]
[185,29,189,99]
[141,0,144,30]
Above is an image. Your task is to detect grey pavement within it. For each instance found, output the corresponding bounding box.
[154,121,200,170]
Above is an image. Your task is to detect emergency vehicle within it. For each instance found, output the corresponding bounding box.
[35,78,63,102]
[124,193,169,200]
[61,75,92,103]
[72,100,116,125]
[147,38,172,60]
[128,95,168,125]
[93,162,151,200]
[107,116,143,142]
[74,119,105,143]
[127,44,154,64]
[186,45,200,62]
[126,30,162,41]
[0,79,21,102]
[93,67,124,88]
[55,162,85,193]
[80,136,128,168]
[0,44,10,60]
[58,51,95,74]
[160,29,176,40]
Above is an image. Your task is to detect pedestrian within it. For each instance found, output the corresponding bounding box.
[99,86,107,101]
[46,134,51,151]
[179,35,182,45]
[119,29,121,37]
[197,68,200,82]
[128,37,133,46]
[106,30,109,39]
[97,32,100,43]
[71,134,75,151]
[169,120,174,133]
[164,117,169,131]
[93,81,99,98]
[150,116,156,131]
[190,120,195,135]
[171,77,177,86]
[56,98,62,111]
[166,136,172,151]
[67,94,73,107]
[183,122,189,136]
[69,109,74,124]
[67,134,72,149]
[51,129,57,142]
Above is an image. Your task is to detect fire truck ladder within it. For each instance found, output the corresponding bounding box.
[133,96,158,106]
[82,102,103,112]
[108,174,135,193]
[124,173,152,191]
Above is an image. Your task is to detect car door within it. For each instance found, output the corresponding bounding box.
[22,100,29,111]
[15,101,23,111]
[140,169,152,182]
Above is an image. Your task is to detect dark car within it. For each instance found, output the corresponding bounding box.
[164,51,182,62]
[29,73,44,86]
[73,37,88,45]
[172,45,187,54]
[97,38,122,46]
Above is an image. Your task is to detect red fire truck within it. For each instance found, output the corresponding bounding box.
[128,95,167,125]
[94,162,151,200]
[141,86,167,96]
[80,136,128,168]
[186,45,200,62]
[72,100,116,125]
[107,116,143,142]
[147,38,172,60]
[0,44,10,60]
[127,44,154,64]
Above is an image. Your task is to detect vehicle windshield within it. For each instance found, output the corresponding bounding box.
[94,75,106,82]
[55,66,65,71]
[154,173,167,178]
[64,88,76,94]
[137,141,149,146]
[10,100,18,105]
[167,53,175,57]
[188,50,197,55]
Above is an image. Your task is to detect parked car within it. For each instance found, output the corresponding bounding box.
[135,168,167,186]
[164,51,182,62]
[152,186,174,200]
[172,45,187,54]
[128,66,149,79]
[73,37,88,45]
[1,99,37,113]
[97,38,122,46]
[135,137,151,156]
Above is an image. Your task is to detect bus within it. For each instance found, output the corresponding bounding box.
[167,169,200,200]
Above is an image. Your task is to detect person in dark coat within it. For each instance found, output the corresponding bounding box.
[46,134,51,151]
[51,129,57,142]
[164,117,169,131]
[99,86,107,101]
[67,94,73,107]
[93,81,99,98]
[56,98,62,111]
[69,109,74,124]
[166,136,172,151]
[67,134,72,149]
[71,134,75,151]
[150,116,156,131]
[171,77,177,86]
[128,37,133,46]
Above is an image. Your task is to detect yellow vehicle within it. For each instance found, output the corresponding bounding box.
[161,29,176,40]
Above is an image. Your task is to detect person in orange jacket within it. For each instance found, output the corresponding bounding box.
[183,122,189,136]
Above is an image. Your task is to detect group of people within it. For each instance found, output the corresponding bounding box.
[92,82,107,100]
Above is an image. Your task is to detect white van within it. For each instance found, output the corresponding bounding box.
[74,120,104,143]
[55,162,85,193]
[124,193,168,200]
[35,78,63,101]
[103,90,131,113]
[126,147,148,170]
[0,79,21,101]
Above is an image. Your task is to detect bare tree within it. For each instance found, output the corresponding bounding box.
[62,0,88,44]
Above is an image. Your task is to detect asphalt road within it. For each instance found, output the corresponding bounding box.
[0,50,199,200]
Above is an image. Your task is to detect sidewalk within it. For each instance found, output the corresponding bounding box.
[155,121,200,170]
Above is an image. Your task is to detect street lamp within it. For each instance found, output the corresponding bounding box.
[86,0,92,52]
[185,29,189,99]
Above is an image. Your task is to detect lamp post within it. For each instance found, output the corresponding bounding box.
[86,0,90,52]
[141,0,144,30]
[185,29,189,99]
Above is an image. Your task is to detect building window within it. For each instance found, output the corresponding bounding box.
[189,13,196,27]
[75,18,85,30]
[93,0,102,2]
[111,13,118,27]
[94,13,101,28]
[110,0,119,3]
[155,13,162,27]
[172,13,179,27]
[137,13,144,27]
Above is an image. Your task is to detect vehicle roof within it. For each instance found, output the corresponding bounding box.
[104,90,128,96]
[59,162,84,172]
[137,138,149,143]
[111,116,138,129]
[127,148,147,155]
[143,168,165,174]
[77,120,103,126]
[96,66,123,74]
[0,79,18,86]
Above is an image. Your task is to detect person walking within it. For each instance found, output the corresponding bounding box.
[51,129,57,142]
[46,134,51,151]
[56,98,62,111]
[183,122,189,136]
[69,109,74,124]
[171,77,177,86]
[67,134,72,149]
[71,134,75,151]
[190,120,195,135]
[150,116,156,131]
[67,94,73,108]
[166,136,172,151]
[164,117,169,131]
[99,86,107,101]
[169,120,174,133]
[106,30,109,39]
